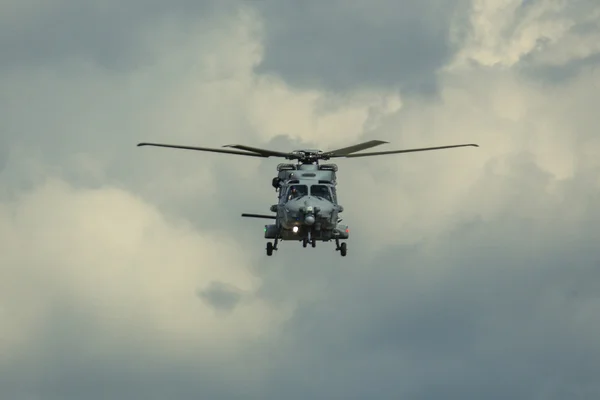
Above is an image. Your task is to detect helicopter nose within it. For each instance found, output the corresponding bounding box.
[305,215,315,225]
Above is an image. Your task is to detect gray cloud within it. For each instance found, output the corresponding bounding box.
[252,0,471,94]
[256,165,600,399]
[519,52,600,85]
[2,0,600,399]
[0,0,230,71]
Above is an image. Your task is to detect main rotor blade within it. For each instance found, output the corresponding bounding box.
[137,142,268,157]
[336,143,479,158]
[223,144,292,158]
[324,140,389,156]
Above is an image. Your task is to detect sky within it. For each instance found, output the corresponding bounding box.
[1,0,600,398]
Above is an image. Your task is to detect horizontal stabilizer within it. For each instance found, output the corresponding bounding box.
[241,213,276,219]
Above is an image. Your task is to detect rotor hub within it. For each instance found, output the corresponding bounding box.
[287,149,330,164]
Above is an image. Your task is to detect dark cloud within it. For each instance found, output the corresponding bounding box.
[252,0,471,94]
[0,0,234,71]
[254,161,600,399]
[197,281,244,312]
[518,52,600,86]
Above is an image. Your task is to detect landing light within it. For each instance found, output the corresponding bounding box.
[292,226,299,233]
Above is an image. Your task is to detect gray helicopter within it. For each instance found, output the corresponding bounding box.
[137,140,478,256]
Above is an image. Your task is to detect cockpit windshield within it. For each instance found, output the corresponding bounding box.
[310,184,333,201]
[286,184,308,201]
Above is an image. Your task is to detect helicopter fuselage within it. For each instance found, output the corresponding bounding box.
[264,163,349,249]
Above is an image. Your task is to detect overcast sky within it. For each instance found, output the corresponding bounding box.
[2,0,600,398]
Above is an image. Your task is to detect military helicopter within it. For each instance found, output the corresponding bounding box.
[137,140,478,256]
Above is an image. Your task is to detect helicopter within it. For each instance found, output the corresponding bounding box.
[137,139,478,256]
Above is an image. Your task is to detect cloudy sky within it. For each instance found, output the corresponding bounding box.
[2,0,600,398]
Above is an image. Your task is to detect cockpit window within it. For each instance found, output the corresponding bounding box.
[310,184,333,201]
[287,184,308,201]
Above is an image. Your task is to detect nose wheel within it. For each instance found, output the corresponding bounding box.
[266,238,279,256]
[339,242,347,256]
[335,238,347,256]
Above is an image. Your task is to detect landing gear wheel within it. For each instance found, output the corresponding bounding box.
[302,238,308,248]
[266,242,273,256]
[311,239,316,248]
[340,242,347,257]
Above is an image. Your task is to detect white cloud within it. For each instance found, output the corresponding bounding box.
[0,177,283,365]
[452,0,600,68]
